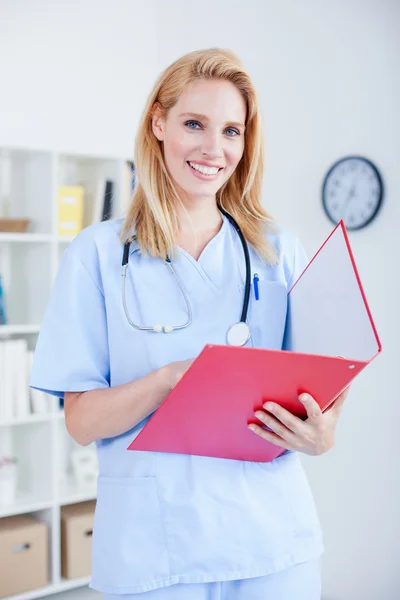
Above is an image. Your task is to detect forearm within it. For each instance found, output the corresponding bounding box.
[65,366,171,446]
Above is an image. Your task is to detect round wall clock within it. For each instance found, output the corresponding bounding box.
[322,156,383,230]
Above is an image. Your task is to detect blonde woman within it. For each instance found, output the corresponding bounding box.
[31,48,347,599]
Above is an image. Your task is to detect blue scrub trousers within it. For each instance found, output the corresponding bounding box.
[102,558,321,599]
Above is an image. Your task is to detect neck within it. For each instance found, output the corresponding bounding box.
[173,193,224,260]
[174,194,222,236]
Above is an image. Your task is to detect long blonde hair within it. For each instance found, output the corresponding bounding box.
[121,48,278,264]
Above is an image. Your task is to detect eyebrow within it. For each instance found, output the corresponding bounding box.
[178,112,246,129]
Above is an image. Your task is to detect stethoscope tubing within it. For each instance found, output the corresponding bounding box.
[121,208,251,333]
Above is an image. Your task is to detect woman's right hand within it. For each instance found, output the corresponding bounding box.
[163,358,194,392]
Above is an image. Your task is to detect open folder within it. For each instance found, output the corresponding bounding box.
[128,222,382,462]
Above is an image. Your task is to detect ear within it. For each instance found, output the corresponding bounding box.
[151,103,166,141]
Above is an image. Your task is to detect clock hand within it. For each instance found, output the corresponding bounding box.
[342,177,359,218]
[342,187,353,212]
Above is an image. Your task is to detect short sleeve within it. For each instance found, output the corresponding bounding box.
[29,243,110,398]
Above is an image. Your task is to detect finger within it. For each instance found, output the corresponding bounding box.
[262,402,307,436]
[332,386,350,412]
[298,393,323,423]
[254,411,299,446]
[248,423,295,451]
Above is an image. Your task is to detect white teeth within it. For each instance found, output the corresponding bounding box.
[188,162,220,175]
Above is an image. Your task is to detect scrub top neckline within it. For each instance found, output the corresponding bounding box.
[128,212,228,260]
[174,211,228,264]
[129,214,232,294]
[175,214,230,293]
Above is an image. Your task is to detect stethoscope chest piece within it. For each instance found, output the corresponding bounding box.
[226,321,251,347]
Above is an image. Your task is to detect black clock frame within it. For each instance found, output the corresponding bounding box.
[322,155,384,230]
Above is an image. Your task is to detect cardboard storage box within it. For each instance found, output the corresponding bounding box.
[61,500,96,579]
[0,514,49,598]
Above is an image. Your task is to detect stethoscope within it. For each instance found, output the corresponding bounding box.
[121,207,252,347]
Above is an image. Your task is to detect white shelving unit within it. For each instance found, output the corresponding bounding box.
[0,146,130,600]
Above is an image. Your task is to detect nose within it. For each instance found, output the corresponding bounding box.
[201,130,223,160]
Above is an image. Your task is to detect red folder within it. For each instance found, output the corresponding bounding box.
[128,222,382,462]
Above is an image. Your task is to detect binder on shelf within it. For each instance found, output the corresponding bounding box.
[128,221,382,462]
[58,186,84,237]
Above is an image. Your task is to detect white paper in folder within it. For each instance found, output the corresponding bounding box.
[283,221,381,362]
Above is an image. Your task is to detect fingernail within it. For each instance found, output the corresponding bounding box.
[299,393,309,402]
[263,402,274,411]
[248,424,256,432]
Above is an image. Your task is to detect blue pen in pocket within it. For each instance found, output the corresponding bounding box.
[253,273,260,301]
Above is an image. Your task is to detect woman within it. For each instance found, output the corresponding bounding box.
[30,48,348,599]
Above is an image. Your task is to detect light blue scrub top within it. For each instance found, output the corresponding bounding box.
[30,215,323,595]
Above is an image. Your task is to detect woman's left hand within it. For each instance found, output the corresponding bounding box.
[248,388,350,456]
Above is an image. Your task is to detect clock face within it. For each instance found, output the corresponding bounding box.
[322,156,383,230]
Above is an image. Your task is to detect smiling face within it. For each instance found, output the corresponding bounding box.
[152,78,246,205]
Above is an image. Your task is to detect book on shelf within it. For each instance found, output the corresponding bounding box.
[122,161,136,216]
[92,179,115,224]
[58,185,84,237]
[0,275,7,325]
[27,350,52,414]
[0,340,52,424]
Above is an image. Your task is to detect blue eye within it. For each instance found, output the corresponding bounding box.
[185,120,201,129]
[184,121,240,136]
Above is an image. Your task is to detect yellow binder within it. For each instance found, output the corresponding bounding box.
[58,186,84,237]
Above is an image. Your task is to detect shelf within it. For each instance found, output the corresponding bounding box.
[0,146,124,600]
[0,492,53,518]
[0,233,75,244]
[57,235,75,243]
[59,479,97,506]
[0,233,52,243]
[7,576,91,600]
[0,324,41,336]
[0,412,54,427]
[0,484,96,517]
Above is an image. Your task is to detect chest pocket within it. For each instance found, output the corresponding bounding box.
[247,279,288,350]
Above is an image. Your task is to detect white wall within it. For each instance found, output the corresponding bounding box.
[1,0,399,598]
[0,0,158,158]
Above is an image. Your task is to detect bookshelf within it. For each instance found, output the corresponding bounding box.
[0,146,131,600]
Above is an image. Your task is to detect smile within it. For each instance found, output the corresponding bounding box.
[187,161,223,176]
